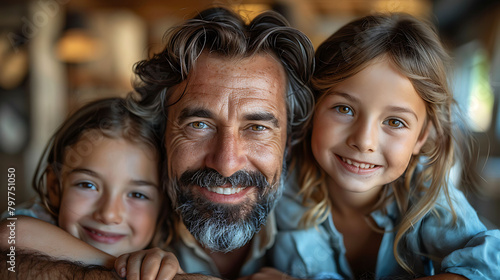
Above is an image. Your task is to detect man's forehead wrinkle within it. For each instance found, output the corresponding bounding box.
[178,88,283,119]
[190,61,284,90]
[186,70,280,95]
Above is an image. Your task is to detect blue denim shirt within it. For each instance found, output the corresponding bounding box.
[1,197,56,225]
[271,173,500,280]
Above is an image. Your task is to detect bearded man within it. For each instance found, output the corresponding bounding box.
[130,6,314,279]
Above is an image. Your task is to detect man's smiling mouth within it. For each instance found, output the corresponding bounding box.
[206,186,247,195]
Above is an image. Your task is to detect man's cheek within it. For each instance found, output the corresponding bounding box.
[166,134,195,178]
[252,141,284,173]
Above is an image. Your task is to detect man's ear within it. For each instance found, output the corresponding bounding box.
[46,167,61,210]
[413,121,432,155]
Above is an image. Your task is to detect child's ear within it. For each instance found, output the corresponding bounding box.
[46,167,61,209]
[413,121,432,155]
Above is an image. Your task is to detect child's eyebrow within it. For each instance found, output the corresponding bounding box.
[67,168,98,177]
[67,169,158,188]
[328,91,360,104]
[328,91,419,121]
[386,105,419,121]
[130,180,158,188]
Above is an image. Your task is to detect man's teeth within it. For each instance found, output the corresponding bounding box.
[342,157,375,169]
[207,186,246,195]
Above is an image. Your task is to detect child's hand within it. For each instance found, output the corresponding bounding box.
[114,247,184,280]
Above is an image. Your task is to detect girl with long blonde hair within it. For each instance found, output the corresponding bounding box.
[270,13,500,280]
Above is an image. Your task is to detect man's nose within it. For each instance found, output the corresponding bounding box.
[93,193,124,225]
[206,128,246,178]
[347,119,378,153]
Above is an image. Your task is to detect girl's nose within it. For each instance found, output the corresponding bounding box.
[93,194,124,225]
[347,119,378,153]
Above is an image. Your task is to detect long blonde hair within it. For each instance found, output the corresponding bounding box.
[297,13,474,273]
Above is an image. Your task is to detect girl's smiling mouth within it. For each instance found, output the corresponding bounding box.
[83,227,126,244]
[336,155,380,174]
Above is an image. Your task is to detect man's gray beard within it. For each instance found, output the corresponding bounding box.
[172,169,284,253]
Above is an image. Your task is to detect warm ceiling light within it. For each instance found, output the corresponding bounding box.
[373,0,431,17]
[56,29,102,63]
[232,4,272,23]
[56,11,102,63]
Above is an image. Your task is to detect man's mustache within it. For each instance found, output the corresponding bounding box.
[178,168,269,189]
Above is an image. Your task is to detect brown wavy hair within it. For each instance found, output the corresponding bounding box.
[296,13,477,273]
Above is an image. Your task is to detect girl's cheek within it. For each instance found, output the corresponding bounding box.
[128,203,160,241]
[59,190,96,218]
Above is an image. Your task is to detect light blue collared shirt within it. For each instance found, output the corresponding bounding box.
[271,172,500,280]
[1,197,56,225]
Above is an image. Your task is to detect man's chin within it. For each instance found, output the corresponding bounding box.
[192,218,258,253]
[172,168,285,252]
[177,190,270,252]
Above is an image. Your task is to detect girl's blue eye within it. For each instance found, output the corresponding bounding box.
[189,121,208,129]
[128,192,149,200]
[334,105,353,115]
[76,182,97,190]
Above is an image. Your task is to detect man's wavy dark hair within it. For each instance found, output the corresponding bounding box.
[128,6,315,149]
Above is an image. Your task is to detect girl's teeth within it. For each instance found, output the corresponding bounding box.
[342,157,375,169]
[91,230,104,236]
[207,186,246,195]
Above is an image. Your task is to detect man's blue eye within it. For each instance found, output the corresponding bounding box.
[190,122,208,129]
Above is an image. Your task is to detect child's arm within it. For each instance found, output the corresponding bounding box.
[115,247,184,279]
[0,216,115,268]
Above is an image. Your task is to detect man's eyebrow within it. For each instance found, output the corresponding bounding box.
[178,108,214,122]
[244,112,280,128]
